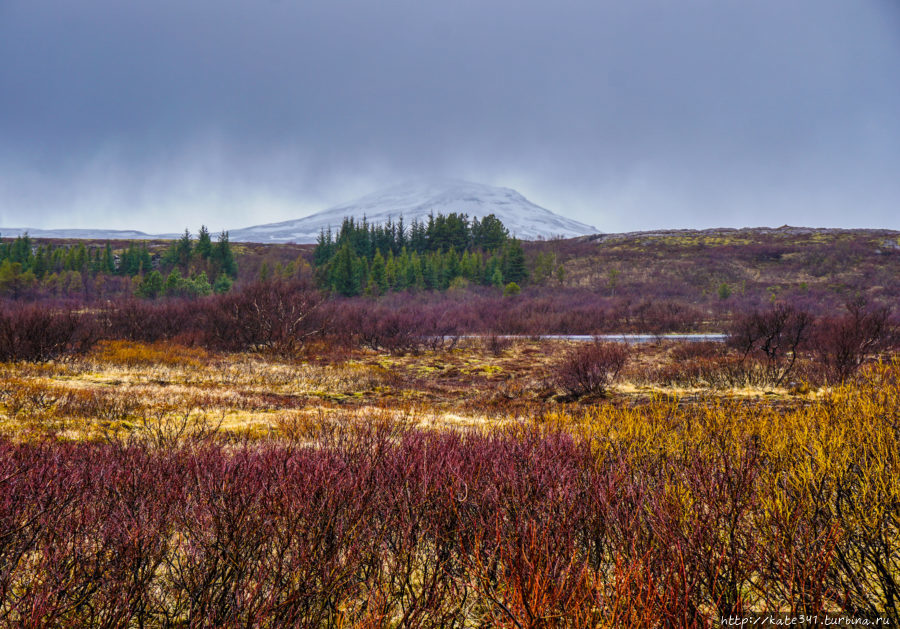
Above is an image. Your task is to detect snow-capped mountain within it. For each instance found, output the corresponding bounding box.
[1,180,599,243]
[229,179,598,243]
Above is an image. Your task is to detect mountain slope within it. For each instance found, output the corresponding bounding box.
[229,179,598,243]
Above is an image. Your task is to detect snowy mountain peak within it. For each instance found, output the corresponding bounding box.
[229,179,598,243]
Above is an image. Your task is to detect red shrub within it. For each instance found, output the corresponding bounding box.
[100,298,198,343]
[554,340,629,397]
[813,299,897,383]
[0,301,98,362]
[728,303,814,386]
[199,279,325,354]
[357,306,422,355]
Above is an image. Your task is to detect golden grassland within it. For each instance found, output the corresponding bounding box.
[0,338,847,443]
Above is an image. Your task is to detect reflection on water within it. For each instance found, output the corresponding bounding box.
[549,334,725,344]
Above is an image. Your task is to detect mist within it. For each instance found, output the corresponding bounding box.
[1,0,899,233]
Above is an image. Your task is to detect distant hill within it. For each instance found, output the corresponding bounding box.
[0,228,177,241]
[228,179,598,243]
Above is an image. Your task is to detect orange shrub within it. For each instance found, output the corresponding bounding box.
[92,340,211,368]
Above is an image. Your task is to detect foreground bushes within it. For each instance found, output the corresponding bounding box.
[2,366,899,626]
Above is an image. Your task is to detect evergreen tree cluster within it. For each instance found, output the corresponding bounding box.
[0,234,155,296]
[141,227,236,298]
[0,234,153,280]
[313,213,527,296]
[136,269,217,300]
[161,227,237,278]
[0,228,237,299]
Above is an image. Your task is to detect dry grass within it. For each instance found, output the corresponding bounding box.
[91,339,211,368]
[0,338,833,442]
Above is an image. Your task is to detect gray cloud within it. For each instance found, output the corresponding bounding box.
[1,0,899,233]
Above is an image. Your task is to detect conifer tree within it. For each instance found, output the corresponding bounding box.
[211,231,237,278]
[385,251,397,290]
[192,271,213,296]
[173,229,193,271]
[408,251,424,290]
[74,243,88,271]
[196,225,212,259]
[422,252,439,290]
[501,238,528,284]
[164,269,183,297]
[370,250,387,294]
[32,246,48,279]
[314,228,335,267]
[9,234,32,265]
[473,214,508,250]
[101,242,116,274]
[137,270,164,298]
[329,242,362,296]
[213,274,233,294]
[396,216,407,251]
[309,212,515,293]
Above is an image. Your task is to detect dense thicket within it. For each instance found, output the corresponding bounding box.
[1,284,894,389]
[313,213,527,295]
[1,368,898,625]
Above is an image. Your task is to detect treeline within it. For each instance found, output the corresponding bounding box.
[0,235,153,297]
[0,228,237,299]
[0,234,151,279]
[313,214,528,295]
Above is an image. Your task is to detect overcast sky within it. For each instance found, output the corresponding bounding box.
[1,0,899,234]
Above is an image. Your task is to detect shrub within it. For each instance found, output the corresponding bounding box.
[356,306,422,355]
[813,298,897,383]
[669,341,726,362]
[728,303,814,386]
[484,334,513,356]
[653,354,766,389]
[554,340,628,397]
[502,281,521,297]
[92,340,210,369]
[0,301,98,362]
[417,306,460,351]
[199,279,325,355]
[100,299,197,344]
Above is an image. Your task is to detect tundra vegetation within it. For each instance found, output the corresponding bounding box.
[0,225,899,627]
